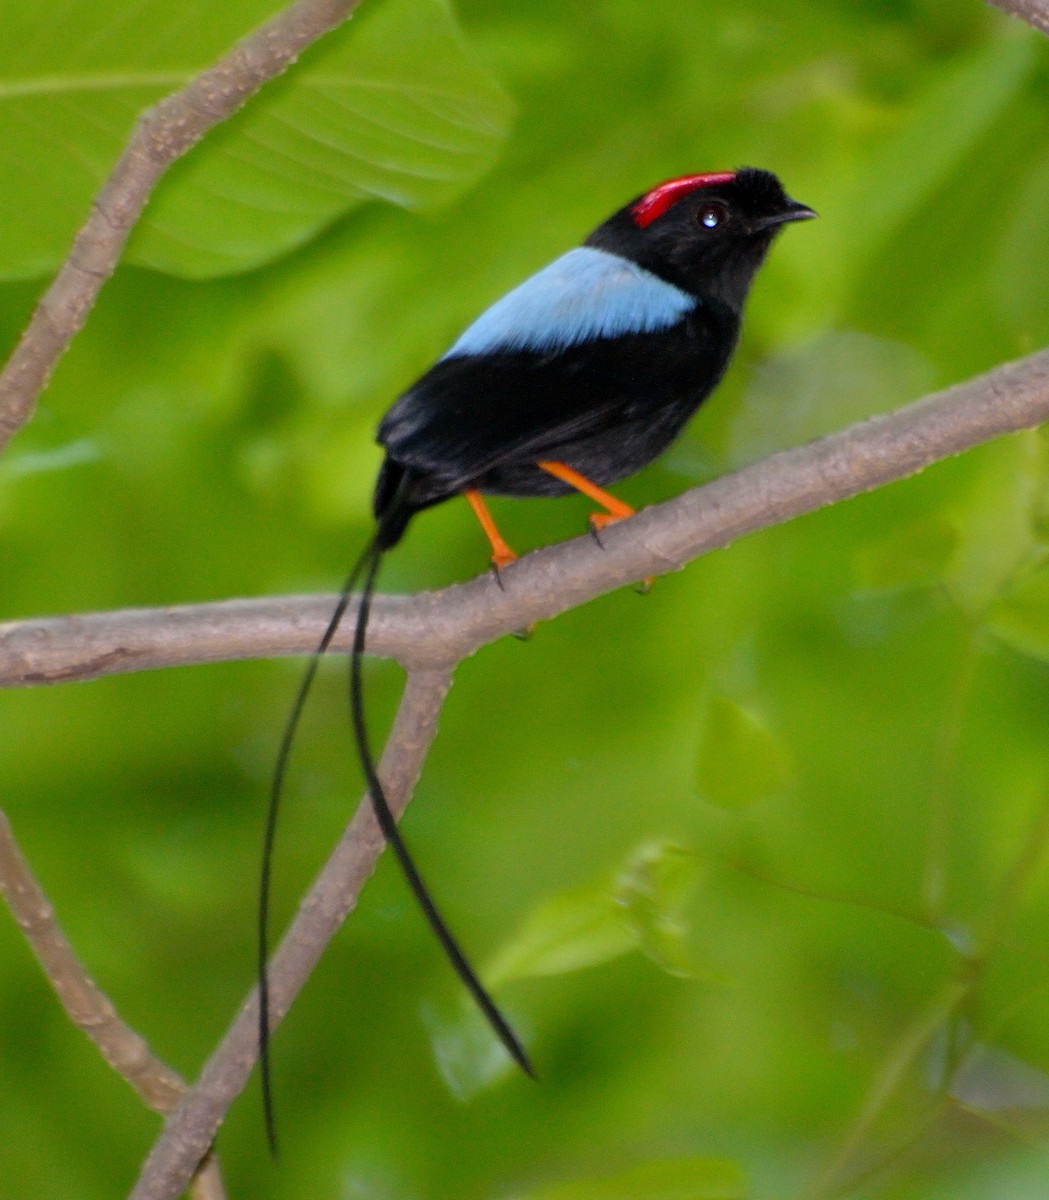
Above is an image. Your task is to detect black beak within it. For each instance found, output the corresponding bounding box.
[758,199,818,230]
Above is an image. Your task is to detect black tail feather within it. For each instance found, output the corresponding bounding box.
[348,544,534,1080]
[259,492,531,1155]
[258,543,376,1156]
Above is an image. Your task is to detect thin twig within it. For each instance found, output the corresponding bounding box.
[4,346,1049,690]
[0,810,229,1200]
[0,0,361,454]
[987,0,1049,36]
[129,666,452,1200]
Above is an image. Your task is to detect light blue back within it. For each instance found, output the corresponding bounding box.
[442,246,696,359]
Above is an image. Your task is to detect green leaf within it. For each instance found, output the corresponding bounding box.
[694,697,793,811]
[613,841,701,978]
[510,1157,746,1200]
[485,841,704,988]
[0,0,512,280]
[484,877,636,989]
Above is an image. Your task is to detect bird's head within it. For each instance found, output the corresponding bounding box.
[587,167,815,311]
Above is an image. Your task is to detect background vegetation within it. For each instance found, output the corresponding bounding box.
[3,1,1049,1196]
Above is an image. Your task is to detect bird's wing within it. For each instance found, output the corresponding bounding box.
[378,247,705,485]
[378,327,691,488]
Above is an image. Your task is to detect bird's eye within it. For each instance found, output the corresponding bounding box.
[696,202,728,230]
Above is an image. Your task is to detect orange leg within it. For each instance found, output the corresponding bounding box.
[464,489,518,570]
[537,461,636,531]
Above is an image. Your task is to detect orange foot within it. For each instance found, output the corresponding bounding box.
[589,507,634,534]
[537,461,651,589]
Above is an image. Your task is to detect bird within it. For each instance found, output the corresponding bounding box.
[258,167,815,1147]
[373,167,814,562]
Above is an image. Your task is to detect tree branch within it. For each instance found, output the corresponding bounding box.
[0,810,228,1200]
[127,666,452,1200]
[0,0,362,455]
[3,346,1049,691]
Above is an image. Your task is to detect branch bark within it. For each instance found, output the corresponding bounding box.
[4,345,1049,690]
[128,666,452,1200]
[0,0,362,455]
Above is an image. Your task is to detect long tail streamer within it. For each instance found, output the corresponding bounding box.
[348,545,534,1078]
[258,534,532,1155]
[258,545,374,1154]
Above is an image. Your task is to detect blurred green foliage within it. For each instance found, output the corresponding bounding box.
[3,1,1049,1197]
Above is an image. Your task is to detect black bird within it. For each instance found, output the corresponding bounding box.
[259,167,815,1144]
[374,166,814,562]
